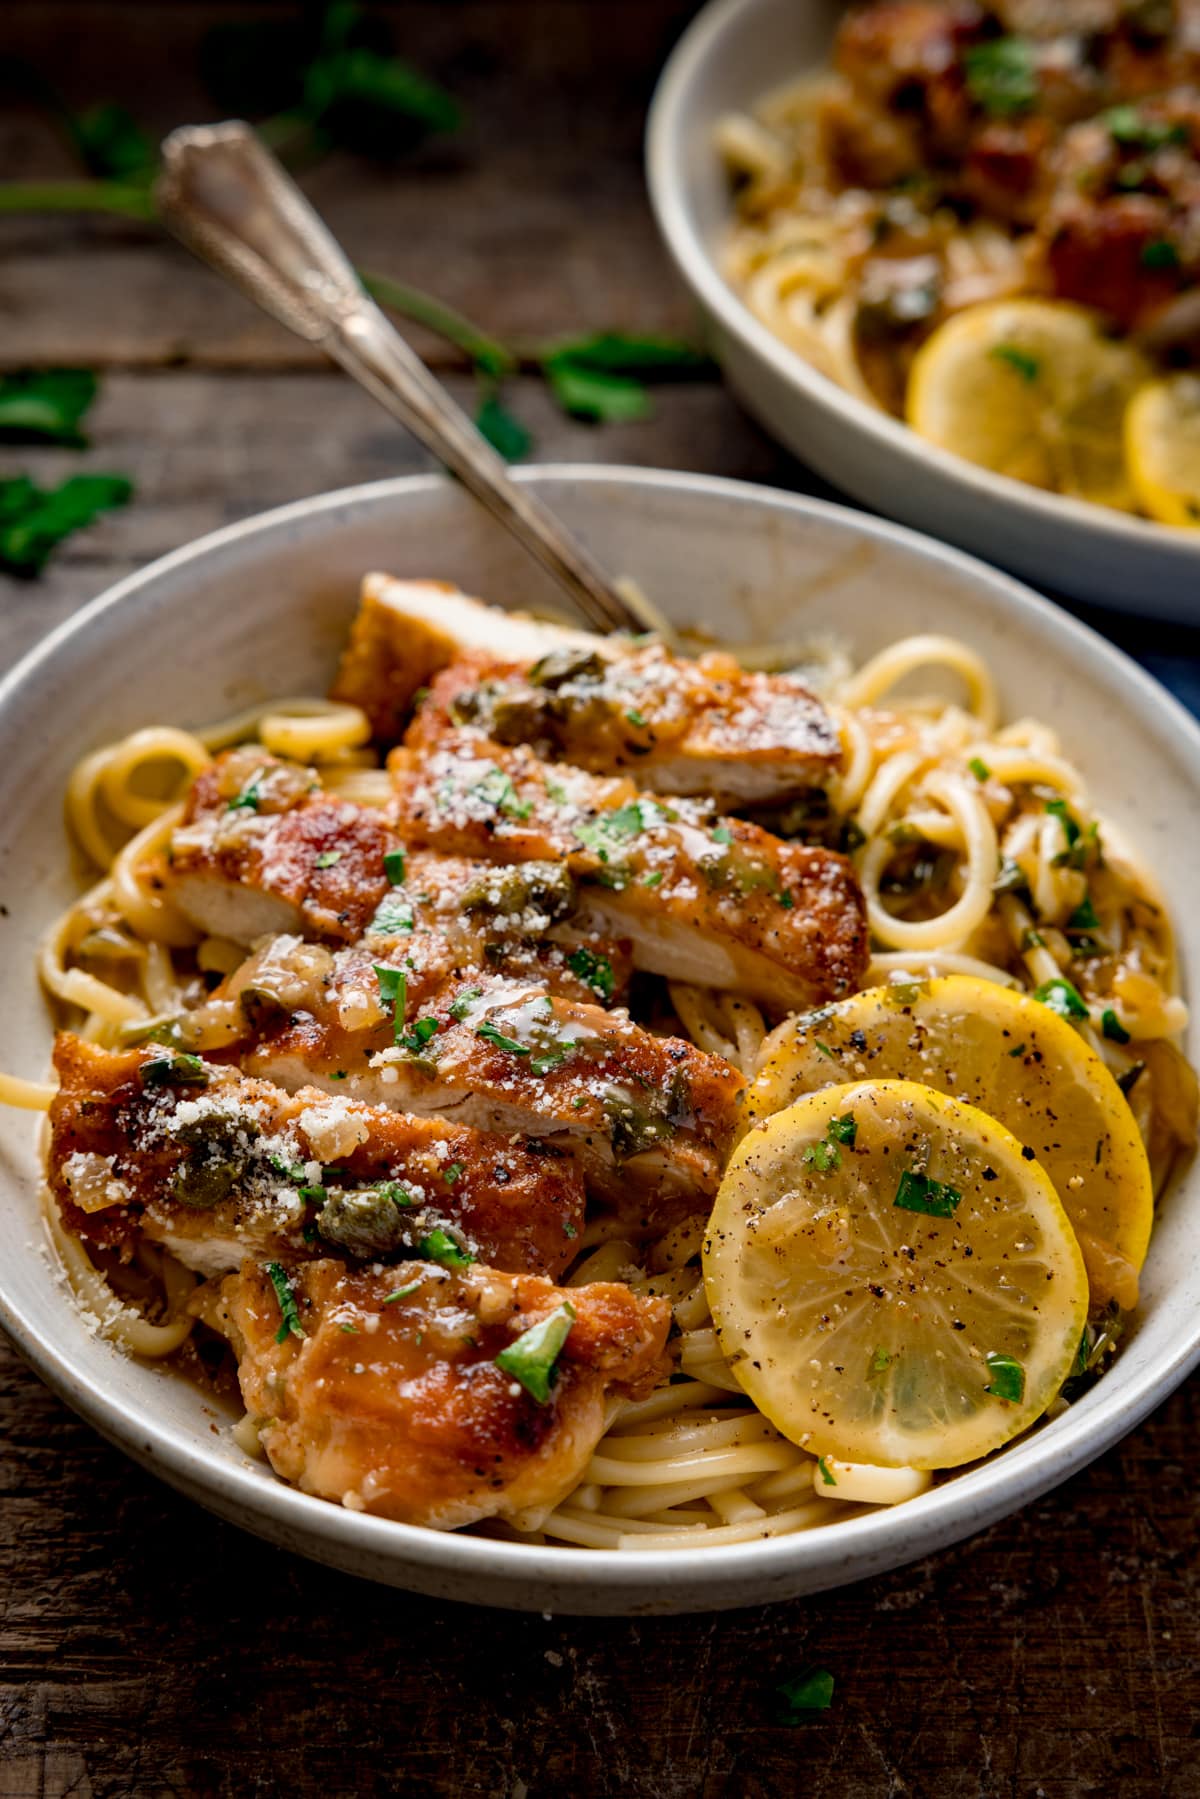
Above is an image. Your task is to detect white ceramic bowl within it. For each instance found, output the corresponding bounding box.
[2,467,1198,1615]
[646,0,1200,620]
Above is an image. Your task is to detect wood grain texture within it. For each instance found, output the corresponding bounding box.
[1,3,1198,1795]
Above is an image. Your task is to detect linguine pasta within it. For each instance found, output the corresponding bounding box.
[10,632,1193,1549]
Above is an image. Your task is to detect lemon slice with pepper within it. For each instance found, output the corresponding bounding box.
[705,1080,1088,1469]
[742,976,1151,1311]
[906,299,1148,510]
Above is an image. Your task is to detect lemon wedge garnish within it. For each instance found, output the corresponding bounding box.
[705,1080,1088,1468]
[743,976,1151,1310]
[1125,374,1200,528]
[906,299,1149,510]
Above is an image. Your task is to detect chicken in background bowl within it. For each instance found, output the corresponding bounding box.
[719,0,1200,523]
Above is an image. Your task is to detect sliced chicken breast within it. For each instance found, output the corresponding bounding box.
[196,1256,670,1529]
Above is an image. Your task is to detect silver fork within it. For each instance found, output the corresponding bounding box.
[155,120,649,637]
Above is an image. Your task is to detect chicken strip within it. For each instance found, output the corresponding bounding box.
[392,738,869,1010]
[48,1035,584,1280]
[331,574,601,741]
[240,967,745,1217]
[156,747,399,945]
[408,646,843,806]
[197,1257,670,1529]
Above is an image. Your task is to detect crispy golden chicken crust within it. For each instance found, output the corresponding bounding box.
[48,1035,585,1279]
[201,1258,670,1529]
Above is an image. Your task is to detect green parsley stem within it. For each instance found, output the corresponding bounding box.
[0,179,158,220]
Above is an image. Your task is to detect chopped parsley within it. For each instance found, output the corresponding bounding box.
[265,1261,305,1343]
[711,825,734,846]
[531,1041,578,1076]
[567,945,615,1001]
[475,766,532,820]
[382,1279,422,1305]
[802,1139,841,1173]
[817,1455,838,1487]
[226,769,266,812]
[1045,798,1080,848]
[374,964,408,1042]
[370,892,415,934]
[778,889,795,910]
[989,346,1039,384]
[827,1113,857,1146]
[984,1351,1025,1403]
[313,850,342,870]
[476,1020,530,1056]
[1033,976,1088,1021]
[967,755,993,780]
[375,1181,414,1208]
[625,708,647,727]
[869,1346,892,1375]
[1104,105,1188,152]
[443,1161,465,1186]
[776,1668,835,1720]
[494,1300,576,1403]
[1141,239,1181,271]
[139,1051,209,1089]
[813,1040,837,1061]
[384,847,406,884]
[1008,1040,1027,1058]
[449,986,483,1021]
[1101,1008,1131,1044]
[399,1015,440,1054]
[642,870,664,888]
[964,36,1037,115]
[893,1169,962,1218]
[993,858,1029,895]
[1067,895,1100,931]
[420,1228,474,1268]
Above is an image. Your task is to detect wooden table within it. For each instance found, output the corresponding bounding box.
[2,6,1197,1794]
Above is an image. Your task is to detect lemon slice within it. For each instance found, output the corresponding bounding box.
[743,976,1151,1311]
[705,1080,1088,1468]
[1125,375,1200,528]
[906,299,1149,509]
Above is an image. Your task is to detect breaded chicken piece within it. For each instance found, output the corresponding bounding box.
[239,968,745,1217]
[392,738,868,1010]
[331,575,601,741]
[48,1036,584,1280]
[197,1257,670,1529]
[155,747,399,945]
[408,646,843,806]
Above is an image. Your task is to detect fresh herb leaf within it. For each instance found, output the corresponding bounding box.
[494,1300,576,1402]
[894,1169,962,1217]
[813,1040,837,1061]
[449,986,483,1021]
[374,963,407,1043]
[384,847,406,884]
[989,345,1039,383]
[314,849,342,870]
[0,473,132,577]
[0,369,97,446]
[817,1455,837,1487]
[967,756,993,781]
[1045,798,1081,847]
[625,708,646,727]
[778,889,795,910]
[1103,105,1188,151]
[370,892,415,934]
[375,1181,414,1208]
[993,858,1029,895]
[539,332,712,378]
[382,1279,421,1305]
[1033,976,1088,1020]
[531,1041,577,1076]
[777,1668,835,1719]
[139,1052,209,1089]
[476,388,532,461]
[567,945,615,1001]
[265,1261,305,1343]
[869,1346,892,1375]
[828,1113,857,1146]
[443,1161,465,1186]
[544,357,651,424]
[964,36,1038,115]
[1068,895,1099,931]
[711,825,734,846]
[1141,238,1181,270]
[420,1227,474,1268]
[71,102,155,182]
[642,870,664,888]
[475,766,532,819]
[984,1350,1025,1402]
[227,769,266,812]
[476,1019,530,1056]
[399,1015,439,1054]
[1101,1007,1131,1044]
[802,1139,841,1173]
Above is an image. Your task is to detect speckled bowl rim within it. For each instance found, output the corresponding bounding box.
[2,464,1198,1612]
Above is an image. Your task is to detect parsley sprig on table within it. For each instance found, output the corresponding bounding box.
[0,1,713,573]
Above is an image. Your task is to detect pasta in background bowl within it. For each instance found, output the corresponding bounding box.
[1,466,1198,1615]
[647,0,1200,618]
